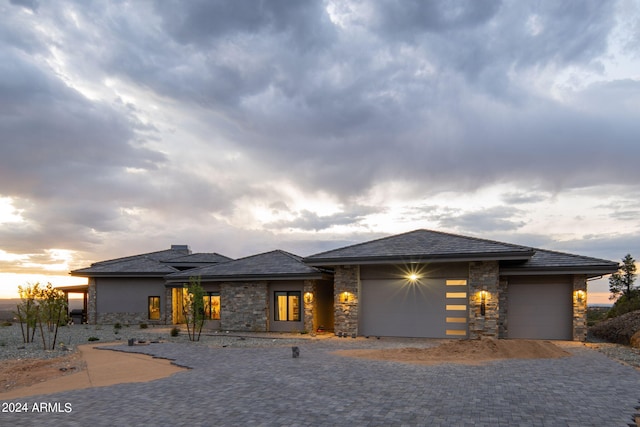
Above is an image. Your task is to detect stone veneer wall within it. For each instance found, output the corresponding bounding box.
[96,312,164,325]
[497,278,509,338]
[220,282,268,332]
[468,261,500,339]
[165,287,173,325]
[334,265,359,336]
[303,280,315,333]
[87,277,97,324]
[572,274,588,341]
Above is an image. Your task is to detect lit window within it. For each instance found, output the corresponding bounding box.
[203,292,220,320]
[274,291,301,321]
[148,296,161,320]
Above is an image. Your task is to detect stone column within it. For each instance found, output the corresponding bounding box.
[87,277,97,324]
[497,278,509,338]
[334,265,359,336]
[468,261,500,339]
[303,280,315,333]
[164,287,173,325]
[572,274,588,341]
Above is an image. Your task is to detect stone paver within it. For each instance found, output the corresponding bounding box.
[1,338,639,426]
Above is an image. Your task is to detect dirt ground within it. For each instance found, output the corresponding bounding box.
[1,352,86,393]
[334,338,571,365]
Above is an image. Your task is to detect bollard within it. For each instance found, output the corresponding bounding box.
[292,346,300,358]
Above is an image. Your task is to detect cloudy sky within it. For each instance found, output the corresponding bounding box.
[1,0,639,302]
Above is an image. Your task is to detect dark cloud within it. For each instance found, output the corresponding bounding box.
[265,205,383,232]
[435,206,527,232]
[0,0,638,281]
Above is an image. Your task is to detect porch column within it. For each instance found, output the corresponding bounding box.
[573,275,588,341]
[334,265,359,336]
[468,261,500,339]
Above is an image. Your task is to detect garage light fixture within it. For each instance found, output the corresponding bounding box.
[575,290,586,303]
[407,273,420,283]
[479,290,489,316]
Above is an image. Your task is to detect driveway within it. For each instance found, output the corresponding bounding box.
[2,338,639,426]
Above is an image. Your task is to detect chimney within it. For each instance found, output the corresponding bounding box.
[171,245,191,254]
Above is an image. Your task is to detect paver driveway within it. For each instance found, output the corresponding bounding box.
[2,337,639,426]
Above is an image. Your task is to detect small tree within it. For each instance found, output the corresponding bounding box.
[37,283,67,350]
[609,254,637,300]
[15,283,41,343]
[181,276,205,341]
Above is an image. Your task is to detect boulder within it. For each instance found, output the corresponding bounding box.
[631,330,640,349]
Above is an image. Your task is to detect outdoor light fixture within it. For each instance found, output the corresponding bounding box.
[479,290,488,316]
[304,292,313,304]
[575,290,586,303]
[407,273,420,283]
[341,292,351,303]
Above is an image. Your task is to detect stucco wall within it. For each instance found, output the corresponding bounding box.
[92,277,167,325]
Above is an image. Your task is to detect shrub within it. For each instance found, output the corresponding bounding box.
[114,322,122,329]
[607,291,640,318]
[170,327,180,337]
[1,321,12,327]
[139,323,148,329]
[87,336,100,342]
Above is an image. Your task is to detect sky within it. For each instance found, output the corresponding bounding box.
[1,0,639,303]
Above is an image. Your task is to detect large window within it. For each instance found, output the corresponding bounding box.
[274,291,301,322]
[148,296,161,320]
[203,292,220,320]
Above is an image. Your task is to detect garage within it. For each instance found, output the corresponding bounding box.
[507,278,572,340]
[359,278,468,338]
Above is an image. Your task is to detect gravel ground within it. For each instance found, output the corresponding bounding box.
[2,323,640,370]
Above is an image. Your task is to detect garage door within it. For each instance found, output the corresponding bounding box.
[507,282,572,340]
[360,279,468,338]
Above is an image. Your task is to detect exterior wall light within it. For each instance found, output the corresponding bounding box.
[407,273,420,283]
[341,291,351,303]
[304,292,313,304]
[575,290,586,303]
[479,290,488,316]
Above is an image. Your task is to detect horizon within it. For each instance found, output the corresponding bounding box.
[1,2,638,302]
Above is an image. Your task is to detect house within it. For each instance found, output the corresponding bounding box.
[70,245,232,324]
[70,229,619,341]
[165,250,333,333]
[304,229,619,341]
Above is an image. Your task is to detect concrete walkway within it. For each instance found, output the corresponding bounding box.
[1,339,639,426]
[0,343,185,400]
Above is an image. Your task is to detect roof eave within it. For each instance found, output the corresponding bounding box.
[165,272,329,283]
[304,251,535,266]
[70,272,173,278]
[500,266,618,278]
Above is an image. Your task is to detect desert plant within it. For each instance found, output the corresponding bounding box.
[1,321,12,327]
[139,322,148,329]
[37,283,68,350]
[170,326,180,337]
[181,276,205,341]
[88,336,100,341]
[15,283,40,343]
[114,322,122,330]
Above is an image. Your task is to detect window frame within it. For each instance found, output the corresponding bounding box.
[274,291,301,322]
[202,292,220,320]
[148,296,161,320]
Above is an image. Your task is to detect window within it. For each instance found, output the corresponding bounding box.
[148,296,161,320]
[203,292,220,320]
[274,291,301,322]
